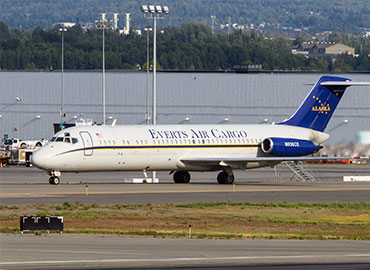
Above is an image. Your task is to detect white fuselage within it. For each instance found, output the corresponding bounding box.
[32,124,329,173]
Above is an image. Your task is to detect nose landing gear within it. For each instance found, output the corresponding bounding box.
[48,171,61,185]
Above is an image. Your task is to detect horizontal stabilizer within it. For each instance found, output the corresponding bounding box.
[320,81,370,86]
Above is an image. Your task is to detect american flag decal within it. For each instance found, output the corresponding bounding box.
[96,133,103,138]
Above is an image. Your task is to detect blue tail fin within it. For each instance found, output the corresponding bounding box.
[278,76,351,132]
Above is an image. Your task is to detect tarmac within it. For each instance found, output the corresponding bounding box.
[0,165,369,205]
[1,165,369,269]
[1,234,370,270]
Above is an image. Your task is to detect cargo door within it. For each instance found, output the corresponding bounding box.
[79,131,94,156]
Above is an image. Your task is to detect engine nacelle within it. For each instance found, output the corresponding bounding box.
[261,137,322,156]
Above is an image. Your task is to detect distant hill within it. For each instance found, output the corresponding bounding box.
[1,0,369,32]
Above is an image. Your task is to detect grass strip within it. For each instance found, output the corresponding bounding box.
[1,202,369,240]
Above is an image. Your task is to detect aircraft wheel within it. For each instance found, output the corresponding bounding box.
[217,171,234,184]
[173,171,191,183]
[49,176,60,185]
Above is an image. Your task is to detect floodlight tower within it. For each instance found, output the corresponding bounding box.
[95,14,113,125]
[140,5,169,126]
[141,5,169,181]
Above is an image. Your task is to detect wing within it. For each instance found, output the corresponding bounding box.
[180,156,353,169]
[181,156,352,163]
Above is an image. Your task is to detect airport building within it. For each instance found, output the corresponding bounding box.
[0,71,369,145]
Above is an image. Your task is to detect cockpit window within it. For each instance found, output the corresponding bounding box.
[64,132,71,137]
[55,137,63,142]
[72,138,78,144]
[64,137,71,143]
[51,137,56,142]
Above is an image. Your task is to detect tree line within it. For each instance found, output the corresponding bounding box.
[2,0,369,33]
[0,22,369,71]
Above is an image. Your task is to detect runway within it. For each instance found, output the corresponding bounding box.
[0,165,369,205]
[1,234,370,270]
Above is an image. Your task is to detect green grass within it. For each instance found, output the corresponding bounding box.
[1,202,370,240]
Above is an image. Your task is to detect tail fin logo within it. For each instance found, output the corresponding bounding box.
[311,96,330,114]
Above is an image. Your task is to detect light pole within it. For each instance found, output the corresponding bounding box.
[58,26,67,128]
[141,5,169,181]
[211,15,216,34]
[144,27,152,125]
[95,14,112,125]
[141,5,169,126]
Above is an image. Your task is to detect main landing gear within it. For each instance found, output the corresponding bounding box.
[173,171,191,183]
[217,169,234,184]
[172,169,235,184]
[48,171,61,185]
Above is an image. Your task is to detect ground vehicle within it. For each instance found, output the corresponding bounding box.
[2,135,46,150]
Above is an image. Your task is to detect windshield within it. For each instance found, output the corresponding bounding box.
[51,136,78,144]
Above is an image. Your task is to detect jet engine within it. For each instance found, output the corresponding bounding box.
[261,137,322,156]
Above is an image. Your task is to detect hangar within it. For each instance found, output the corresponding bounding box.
[0,71,369,145]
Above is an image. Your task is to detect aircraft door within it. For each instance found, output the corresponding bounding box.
[79,131,94,156]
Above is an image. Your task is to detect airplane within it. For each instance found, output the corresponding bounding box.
[32,75,370,185]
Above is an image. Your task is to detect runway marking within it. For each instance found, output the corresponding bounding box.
[1,253,370,265]
[0,246,148,256]
[1,187,370,197]
[3,244,369,253]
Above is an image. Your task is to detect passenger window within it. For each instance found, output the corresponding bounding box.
[126,140,129,145]
[113,140,116,145]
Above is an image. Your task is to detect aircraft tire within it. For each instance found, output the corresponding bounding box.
[173,171,191,184]
[49,176,60,185]
[217,171,234,184]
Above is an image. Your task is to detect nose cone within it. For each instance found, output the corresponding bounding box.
[32,148,49,170]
